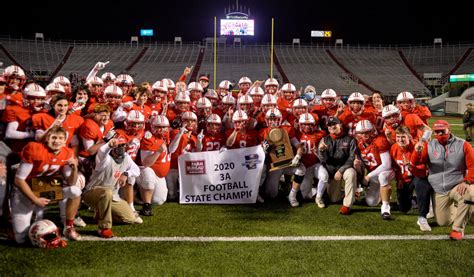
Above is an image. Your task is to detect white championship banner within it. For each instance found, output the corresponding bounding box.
[178,146,265,204]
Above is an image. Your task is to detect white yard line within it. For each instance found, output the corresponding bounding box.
[79,234,474,242]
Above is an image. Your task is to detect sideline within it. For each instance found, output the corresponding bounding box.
[79,234,474,242]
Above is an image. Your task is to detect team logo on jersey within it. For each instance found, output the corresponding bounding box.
[433,150,439,158]
[241,154,262,170]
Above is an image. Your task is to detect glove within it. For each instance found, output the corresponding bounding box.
[179,123,188,135]
[291,154,301,167]
[122,101,134,109]
[69,100,86,113]
[262,140,270,153]
[103,128,116,142]
[94,61,110,71]
[197,129,205,142]
[219,146,228,154]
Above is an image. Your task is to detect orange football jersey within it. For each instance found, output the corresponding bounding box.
[141,133,170,178]
[21,142,74,181]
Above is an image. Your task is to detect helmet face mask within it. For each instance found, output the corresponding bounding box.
[265,109,282,128]
[322,97,336,108]
[207,122,221,135]
[300,123,314,134]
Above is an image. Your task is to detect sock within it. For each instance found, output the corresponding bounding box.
[382,201,390,213]
[66,219,74,227]
[129,203,136,211]
[316,180,327,197]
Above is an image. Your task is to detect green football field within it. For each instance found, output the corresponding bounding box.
[1,116,473,275]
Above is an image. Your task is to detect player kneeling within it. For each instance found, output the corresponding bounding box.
[136,115,171,216]
[354,120,394,220]
[12,126,81,244]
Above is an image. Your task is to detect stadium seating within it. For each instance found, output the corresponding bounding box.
[1,38,473,97]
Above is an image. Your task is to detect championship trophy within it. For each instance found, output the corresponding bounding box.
[266,128,295,171]
[31,175,64,202]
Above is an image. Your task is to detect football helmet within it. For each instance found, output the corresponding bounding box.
[265,108,282,128]
[24,83,47,111]
[396,91,415,112]
[249,87,264,96]
[3,65,26,90]
[86,76,104,86]
[150,115,170,137]
[221,94,236,105]
[115,74,134,86]
[188,82,203,92]
[348,92,365,114]
[232,109,248,122]
[355,120,375,143]
[104,85,123,108]
[29,219,67,249]
[174,91,191,103]
[382,104,402,127]
[101,72,116,82]
[204,89,219,100]
[321,88,338,108]
[238,77,252,85]
[298,113,316,133]
[196,97,212,109]
[162,78,175,89]
[206,114,222,135]
[125,110,145,134]
[45,82,66,96]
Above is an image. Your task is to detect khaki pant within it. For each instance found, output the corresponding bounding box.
[434,184,473,232]
[327,168,357,208]
[82,187,136,229]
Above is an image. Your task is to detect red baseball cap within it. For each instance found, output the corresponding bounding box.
[432,120,450,130]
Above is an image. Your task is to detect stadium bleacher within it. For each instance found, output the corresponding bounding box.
[1,38,473,96]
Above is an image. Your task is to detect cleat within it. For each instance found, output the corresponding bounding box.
[288,191,299,207]
[98,228,114,239]
[449,230,464,241]
[315,197,325,208]
[257,194,265,203]
[133,211,143,224]
[339,205,351,215]
[417,217,431,232]
[139,203,153,216]
[63,226,81,241]
[73,216,87,227]
[381,212,392,220]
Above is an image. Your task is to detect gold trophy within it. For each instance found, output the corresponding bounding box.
[30,175,64,202]
[266,128,295,171]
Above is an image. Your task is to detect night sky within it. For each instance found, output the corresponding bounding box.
[2,0,472,44]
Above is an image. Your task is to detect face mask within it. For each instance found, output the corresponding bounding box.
[435,134,450,145]
[111,145,126,163]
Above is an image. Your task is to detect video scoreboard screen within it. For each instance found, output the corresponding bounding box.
[220,19,254,36]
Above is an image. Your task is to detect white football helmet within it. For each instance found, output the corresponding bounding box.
[101,72,116,82]
[152,80,168,93]
[24,83,47,111]
[206,114,222,135]
[321,88,338,108]
[204,89,219,100]
[207,113,222,124]
[150,115,170,137]
[162,78,175,89]
[45,82,66,95]
[115,74,134,86]
[382,104,402,127]
[86,76,104,86]
[299,113,316,133]
[396,91,415,111]
[249,87,264,96]
[261,94,277,106]
[232,110,248,122]
[196,97,212,109]
[53,76,71,86]
[104,85,123,96]
[219,80,232,90]
[238,95,253,105]
[221,94,236,105]
[264,78,279,87]
[265,108,282,128]
[355,120,375,143]
[293,99,308,108]
[281,83,296,92]
[3,65,26,90]
[125,110,145,134]
[238,77,252,85]
[299,113,316,124]
[188,82,203,92]
[29,219,66,249]
[175,91,191,103]
[181,111,198,121]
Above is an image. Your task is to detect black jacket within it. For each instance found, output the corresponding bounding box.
[318,134,358,176]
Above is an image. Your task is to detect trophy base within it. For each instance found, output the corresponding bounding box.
[269,158,294,172]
